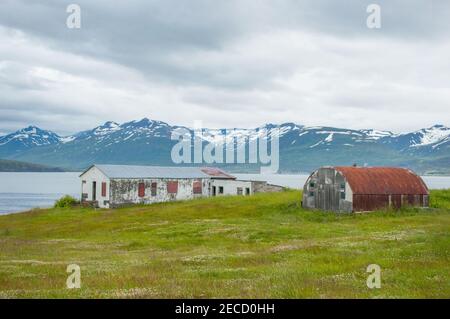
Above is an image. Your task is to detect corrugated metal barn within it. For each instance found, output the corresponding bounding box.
[302,166,429,213]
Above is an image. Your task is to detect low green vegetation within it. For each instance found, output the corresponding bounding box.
[0,189,449,298]
[54,195,79,208]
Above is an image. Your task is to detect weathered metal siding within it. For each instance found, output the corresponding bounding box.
[353,194,390,211]
[109,178,209,207]
[334,167,429,195]
[353,193,428,211]
[302,167,353,213]
[335,166,429,211]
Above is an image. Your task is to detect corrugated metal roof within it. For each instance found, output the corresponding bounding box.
[334,166,429,195]
[201,167,236,179]
[83,164,235,179]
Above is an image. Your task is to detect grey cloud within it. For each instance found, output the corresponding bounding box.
[0,0,449,134]
[1,0,448,88]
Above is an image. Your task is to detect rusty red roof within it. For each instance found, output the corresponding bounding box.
[200,167,236,179]
[334,166,429,195]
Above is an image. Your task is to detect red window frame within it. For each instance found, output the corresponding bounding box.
[101,182,107,197]
[151,182,157,196]
[167,181,178,194]
[193,180,202,194]
[138,182,145,197]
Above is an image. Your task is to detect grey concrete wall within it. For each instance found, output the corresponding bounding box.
[253,181,284,193]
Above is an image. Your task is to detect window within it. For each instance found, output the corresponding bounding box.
[193,180,202,194]
[218,186,224,194]
[101,182,107,197]
[340,192,346,199]
[151,182,157,196]
[309,182,315,188]
[245,188,250,195]
[237,187,243,195]
[340,183,345,189]
[309,191,314,197]
[138,182,145,197]
[167,181,178,194]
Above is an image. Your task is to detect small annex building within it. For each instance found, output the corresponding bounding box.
[80,164,283,208]
[302,166,429,213]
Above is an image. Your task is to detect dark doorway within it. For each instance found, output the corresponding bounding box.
[92,181,97,201]
[212,186,216,196]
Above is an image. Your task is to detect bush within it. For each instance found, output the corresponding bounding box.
[54,195,79,208]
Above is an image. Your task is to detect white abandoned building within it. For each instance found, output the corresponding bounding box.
[80,164,283,208]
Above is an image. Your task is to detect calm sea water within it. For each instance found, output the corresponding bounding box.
[0,172,449,215]
[0,172,80,215]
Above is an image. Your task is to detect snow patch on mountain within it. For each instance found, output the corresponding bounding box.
[324,133,334,142]
[362,129,393,140]
[410,125,450,147]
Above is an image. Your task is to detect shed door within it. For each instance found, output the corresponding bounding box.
[319,184,339,211]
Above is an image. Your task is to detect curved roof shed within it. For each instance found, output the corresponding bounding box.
[302,166,429,212]
[334,167,428,195]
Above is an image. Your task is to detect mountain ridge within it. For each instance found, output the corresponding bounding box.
[0,119,449,174]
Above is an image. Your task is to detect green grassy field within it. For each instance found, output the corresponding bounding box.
[0,190,449,298]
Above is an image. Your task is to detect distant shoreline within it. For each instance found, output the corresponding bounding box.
[0,170,449,176]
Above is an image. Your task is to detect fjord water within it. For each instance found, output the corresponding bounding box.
[0,172,79,215]
[0,172,449,215]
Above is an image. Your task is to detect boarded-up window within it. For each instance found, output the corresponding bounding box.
[101,182,107,197]
[237,187,243,195]
[138,182,145,197]
[151,182,157,196]
[193,180,202,194]
[167,181,178,194]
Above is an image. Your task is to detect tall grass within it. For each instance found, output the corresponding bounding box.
[0,189,449,298]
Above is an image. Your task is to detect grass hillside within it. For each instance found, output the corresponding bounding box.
[0,159,64,172]
[0,190,449,298]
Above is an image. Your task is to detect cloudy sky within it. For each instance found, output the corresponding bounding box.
[0,0,449,135]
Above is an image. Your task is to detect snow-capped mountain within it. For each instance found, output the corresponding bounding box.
[0,119,448,173]
[380,125,450,155]
[0,126,61,156]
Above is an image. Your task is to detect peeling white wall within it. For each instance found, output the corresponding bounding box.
[79,166,110,208]
[210,179,253,196]
[110,178,210,207]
